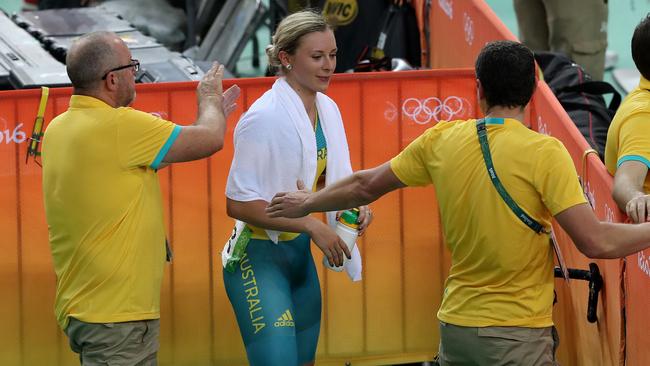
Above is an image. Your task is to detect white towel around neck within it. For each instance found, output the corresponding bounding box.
[225,77,362,281]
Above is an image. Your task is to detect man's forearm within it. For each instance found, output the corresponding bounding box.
[612,161,649,211]
[267,162,405,218]
[304,163,406,213]
[594,221,650,258]
[195,97,226,142]
[305,171,374,213]
[612,177,645,211]
[557,203,650,258]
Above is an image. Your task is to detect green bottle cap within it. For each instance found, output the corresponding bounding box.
[339,208,360,226]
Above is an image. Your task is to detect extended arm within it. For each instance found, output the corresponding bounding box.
[227,198,351,266]
[228,198,323,235]
[555,202,650,258]
[267,162,406,218]
[162,63,240,165]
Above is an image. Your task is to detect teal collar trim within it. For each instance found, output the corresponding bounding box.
[484,117,505,125]
[315,114,327,151]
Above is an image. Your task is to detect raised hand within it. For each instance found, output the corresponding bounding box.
[197,62,224,101]
[222,84,240,118]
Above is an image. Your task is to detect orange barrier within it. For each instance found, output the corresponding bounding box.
[412,0,518,69]
[411,0,650,365]
[0,69,477,366]
[1,1,646,365]
[626,250,650,366]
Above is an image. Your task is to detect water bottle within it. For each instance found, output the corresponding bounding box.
[323,208,360,272]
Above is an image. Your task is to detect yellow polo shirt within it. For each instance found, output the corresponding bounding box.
[391,118,586,327]
[605,76,650,191]
[42,95,181,329]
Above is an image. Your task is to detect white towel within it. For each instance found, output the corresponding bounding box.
[225,77,362,281]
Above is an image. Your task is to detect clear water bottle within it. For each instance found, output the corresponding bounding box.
[323,208,359,272]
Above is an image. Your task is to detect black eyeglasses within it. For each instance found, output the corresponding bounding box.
[101,59,140,80]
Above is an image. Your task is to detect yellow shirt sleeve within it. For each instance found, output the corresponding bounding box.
[533,138,587,215]
[116,108,180,169]
[617,113,650,168]
[390,127,434,187]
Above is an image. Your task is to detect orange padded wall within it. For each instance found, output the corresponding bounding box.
[0,69,477,365]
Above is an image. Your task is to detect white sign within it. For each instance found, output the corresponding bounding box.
[637,251,650,278]
[0,118,27,144]
[537,115,550,136]
[438,0,453,19]
[584,181,596,209]
[604,203,614,223]
[463,12,474,46]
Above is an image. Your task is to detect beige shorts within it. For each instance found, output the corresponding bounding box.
[435,321,559,366]
[65,317,160,366]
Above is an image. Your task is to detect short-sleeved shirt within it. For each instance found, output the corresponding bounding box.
[390,118,586,328]
[605,76,650,191]
[42,95,181,329]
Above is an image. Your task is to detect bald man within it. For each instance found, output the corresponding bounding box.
[41,31,239,365]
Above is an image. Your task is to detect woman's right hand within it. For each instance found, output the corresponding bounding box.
[306,219,351,267]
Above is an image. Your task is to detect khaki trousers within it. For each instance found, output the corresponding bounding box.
[435,321,559,366]
[65,318,160,366]
[514,0,608,80]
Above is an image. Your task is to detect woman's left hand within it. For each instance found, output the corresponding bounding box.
[357,205,373,236]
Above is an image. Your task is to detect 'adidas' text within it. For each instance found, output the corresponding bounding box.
[274,310,295,327]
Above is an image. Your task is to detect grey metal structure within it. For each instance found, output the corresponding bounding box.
[12,7,134,37]
[196,0,226,39]
[0,62,10,90]
[131,46,203,83]
[195,0,268,73]
[0,11,70,89]
[47,31,160,62]
[11,7,203,84]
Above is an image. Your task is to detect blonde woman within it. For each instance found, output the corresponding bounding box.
[223,10,372,366]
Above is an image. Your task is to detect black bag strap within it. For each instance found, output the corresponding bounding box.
[476,119,549,234]
[559,100,614,118]
[557,80,622,111]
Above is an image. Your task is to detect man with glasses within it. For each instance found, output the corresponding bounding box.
[102,58,140,80]
[41,31,239,365]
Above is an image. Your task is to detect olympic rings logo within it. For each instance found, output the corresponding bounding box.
[401,96,470,125]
